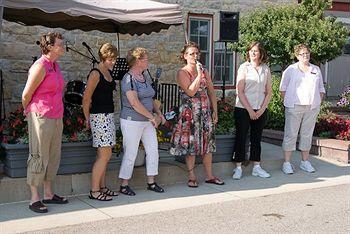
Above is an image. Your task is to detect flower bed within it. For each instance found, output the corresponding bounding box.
[1,106,91,144]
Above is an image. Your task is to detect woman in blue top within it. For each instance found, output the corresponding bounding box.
[119,47,165,196]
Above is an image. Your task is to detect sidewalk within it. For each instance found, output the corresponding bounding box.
[0,143,349,233]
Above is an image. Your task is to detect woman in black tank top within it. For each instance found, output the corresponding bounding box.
[82,43,118,201]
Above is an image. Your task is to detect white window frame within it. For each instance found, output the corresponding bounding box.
[213,42,236,85]
[188,15,213,74]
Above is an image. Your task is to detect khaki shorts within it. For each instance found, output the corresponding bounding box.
[27,112,63,187]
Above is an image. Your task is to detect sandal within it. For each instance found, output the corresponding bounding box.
[187,179,198,188]
[205,177,225,185]
[29,201,48,213]
[42,194,69,204]
[88,190,113,201]
[119,185,136,196]
[147,182,165,193]
[100,187,118,196]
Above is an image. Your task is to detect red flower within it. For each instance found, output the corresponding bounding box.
[70,132,78,142]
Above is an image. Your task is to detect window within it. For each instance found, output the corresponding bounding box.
[188,17,211,70]
[188,15,236,86]
[213,42,235,84]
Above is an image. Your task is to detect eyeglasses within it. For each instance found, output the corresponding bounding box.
[298,52,310,56]
[249,50,260,53]
[186,52,200,56]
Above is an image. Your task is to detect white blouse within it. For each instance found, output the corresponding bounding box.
[280,62,325,109]
[235,62,270,110]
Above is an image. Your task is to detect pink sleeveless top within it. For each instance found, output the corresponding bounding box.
[25,55,64,118]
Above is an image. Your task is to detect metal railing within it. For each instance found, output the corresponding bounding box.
[156,83,180,113]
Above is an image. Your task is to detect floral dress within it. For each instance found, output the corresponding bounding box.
[170,72,216,157]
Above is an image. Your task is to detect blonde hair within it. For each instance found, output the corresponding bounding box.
[126,47,148,67]
[39,32,63,55]
[98,43,118,62]
[294,44,310,57]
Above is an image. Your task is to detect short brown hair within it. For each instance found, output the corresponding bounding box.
[245,41,268,64]
[39,32,63,55]
[179,42,200,64]
[126,47,148,67]
[98,43,118,62]
[294,44,310,57]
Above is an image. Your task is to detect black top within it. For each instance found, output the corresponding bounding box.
[89,68,116,114]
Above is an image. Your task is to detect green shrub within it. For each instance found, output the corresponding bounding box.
[266,75,285,130]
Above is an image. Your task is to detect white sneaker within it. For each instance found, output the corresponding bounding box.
[282,162,294,174]
[232,167,242,180]
[300,160,316,173]
[252,165,270,178]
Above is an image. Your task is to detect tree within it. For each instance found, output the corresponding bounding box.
[231,0,349,70]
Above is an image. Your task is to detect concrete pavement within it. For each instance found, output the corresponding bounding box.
[25,184,350,234]
[0,143,349,233]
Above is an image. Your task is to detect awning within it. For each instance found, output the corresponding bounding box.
[1,0,183,35]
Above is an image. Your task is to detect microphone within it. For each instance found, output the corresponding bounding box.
[82,42,91,50]
[36,41,40,46]
[196,59,204,71]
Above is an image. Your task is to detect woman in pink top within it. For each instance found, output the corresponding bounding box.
[22,32,68,213]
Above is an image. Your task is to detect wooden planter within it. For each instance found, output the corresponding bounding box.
[1,141,120,178]
[175,134,235,164]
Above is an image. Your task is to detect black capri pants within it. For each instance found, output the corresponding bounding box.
[233,107,268,163]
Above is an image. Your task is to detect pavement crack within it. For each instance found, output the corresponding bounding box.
[262,213,285,219]
[77,196,113,219]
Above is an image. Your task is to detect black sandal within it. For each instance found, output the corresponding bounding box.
[119,185,136,196]
[100,187,118,196]
[29,201,48,213]
[147,182,165,193]
[88,191,113,201]
[42,194,69,204]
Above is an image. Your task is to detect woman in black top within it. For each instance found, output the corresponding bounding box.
[83,43,118,201]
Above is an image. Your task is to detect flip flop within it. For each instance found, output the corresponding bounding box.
[187,179,198,188]
[205,177,225,185]
[42,194,69,204]
[29,201,48,213]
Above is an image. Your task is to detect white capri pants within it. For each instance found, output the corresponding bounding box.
[282,105,320,152]
[119,118,159,179]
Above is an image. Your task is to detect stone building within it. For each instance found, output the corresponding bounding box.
[0,0,297,116]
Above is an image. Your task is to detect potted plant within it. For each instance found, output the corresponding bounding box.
[0,106,117,177]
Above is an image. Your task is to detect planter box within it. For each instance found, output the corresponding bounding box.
[262,129,350,164]
[175,134,235,164]
[1,141,120,178]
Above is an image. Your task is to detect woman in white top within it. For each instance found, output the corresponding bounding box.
[232,41,272,180]
[280,44,325,174]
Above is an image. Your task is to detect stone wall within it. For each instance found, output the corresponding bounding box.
[0,0,296,114]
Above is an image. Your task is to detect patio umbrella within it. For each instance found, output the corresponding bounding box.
[0,0,183,35]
